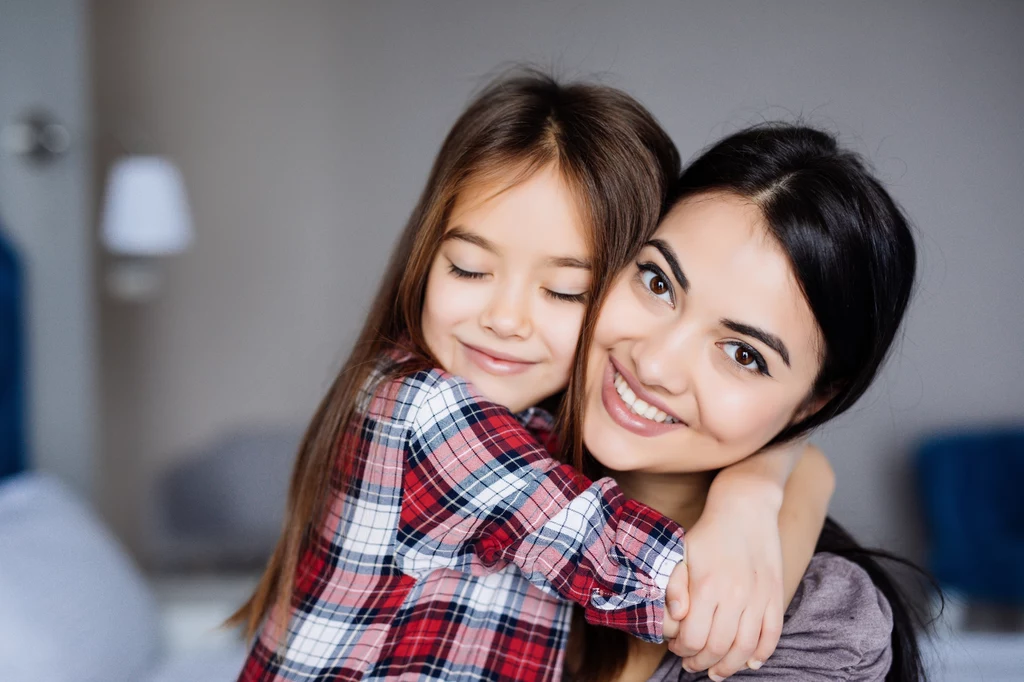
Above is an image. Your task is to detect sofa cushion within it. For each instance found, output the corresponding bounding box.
[0,473,161,682]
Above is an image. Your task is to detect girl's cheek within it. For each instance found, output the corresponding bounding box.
[543,306,585,368]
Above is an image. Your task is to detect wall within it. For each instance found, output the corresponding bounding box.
[1,0,95,499]
[92,0,1024,559]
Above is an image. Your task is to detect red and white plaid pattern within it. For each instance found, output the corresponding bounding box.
[238,354,685,681]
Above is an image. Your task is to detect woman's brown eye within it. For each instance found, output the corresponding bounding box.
[649,275,668,295]
[735,348,754,366]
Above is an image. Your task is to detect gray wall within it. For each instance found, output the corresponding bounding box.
[2,0,95,499]
[93,0,1024,559]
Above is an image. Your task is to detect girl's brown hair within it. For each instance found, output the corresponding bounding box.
[229,68,680,640]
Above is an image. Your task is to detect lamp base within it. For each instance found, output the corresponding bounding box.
[106,257,163,301]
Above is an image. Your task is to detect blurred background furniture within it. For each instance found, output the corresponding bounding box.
[917,427,1024,631]
[149,426,301,572]
[0,473,249,682]
[0,224,24,480]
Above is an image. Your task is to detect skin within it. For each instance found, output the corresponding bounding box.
[581,191,831,681]
[421,164,591,413]
[585,191,824,476]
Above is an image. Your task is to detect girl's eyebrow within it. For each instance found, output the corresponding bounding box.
[645,239,689,292]
[446,227,590,269]
[444,227,496,252]
[722,320,791,367]
[546,256,591,270]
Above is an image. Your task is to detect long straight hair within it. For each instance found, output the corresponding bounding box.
[229,69,681,639]
[566,124,928,682]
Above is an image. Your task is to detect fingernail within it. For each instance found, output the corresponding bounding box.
[747,659,764,670]
[668,600,684,619]
[709,673,725,682]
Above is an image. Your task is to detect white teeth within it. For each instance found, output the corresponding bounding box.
[613,370,679,424]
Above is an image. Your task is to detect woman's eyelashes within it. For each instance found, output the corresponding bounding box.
[636,262,674,304]
[718,340,770,376]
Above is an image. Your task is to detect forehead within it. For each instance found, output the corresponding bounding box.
[447,165,588,254]
[657,192,823,364]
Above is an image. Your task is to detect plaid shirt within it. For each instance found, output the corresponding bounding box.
[239,355,686,682]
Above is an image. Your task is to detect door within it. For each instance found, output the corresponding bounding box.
[0,0,95,499]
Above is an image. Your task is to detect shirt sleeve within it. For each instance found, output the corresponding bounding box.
[395,371,686,643]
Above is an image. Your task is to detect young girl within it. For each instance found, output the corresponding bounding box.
[233,72,832,682]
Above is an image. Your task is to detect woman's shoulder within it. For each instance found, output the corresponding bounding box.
[786,552,894,655]
[651,552,893,681]
[742,552,894,680]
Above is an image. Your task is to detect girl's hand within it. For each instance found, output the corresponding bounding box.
[662,560,690,640]
[666,481,784,680]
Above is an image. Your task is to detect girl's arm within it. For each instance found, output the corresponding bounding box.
[668,443,834,679]
[398,372,686,643]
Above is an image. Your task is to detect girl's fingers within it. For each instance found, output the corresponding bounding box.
[747,597,784,670]
[680,599,741,673]
[667,593,715,659]
[707,606,763,679]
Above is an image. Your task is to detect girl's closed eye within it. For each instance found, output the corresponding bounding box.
[718,340,770,376]
[448,261,488,280]
[635,262,674,304]
[544,288,587,304]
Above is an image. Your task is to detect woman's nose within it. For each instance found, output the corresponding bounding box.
[632,326,695,396]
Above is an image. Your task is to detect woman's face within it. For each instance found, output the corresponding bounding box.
[584,191,825,474]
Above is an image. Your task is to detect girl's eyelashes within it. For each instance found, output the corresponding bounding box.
[635,262,674,304]
[544,289,587,304]
[448,261,586,303]
[448,262,487,280]
[719,340,771,376]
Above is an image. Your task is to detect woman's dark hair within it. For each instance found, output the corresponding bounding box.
[671,124,917,444]
[568,124,929,681]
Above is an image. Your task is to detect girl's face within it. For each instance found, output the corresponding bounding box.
[584,192,825,474]
[422,165,590,413]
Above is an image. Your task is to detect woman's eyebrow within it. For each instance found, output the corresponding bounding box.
[722,320,791,367]
[444,226,496,252]
[646,239,689,292]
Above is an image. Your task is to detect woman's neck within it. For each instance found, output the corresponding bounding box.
[611,469,716,532]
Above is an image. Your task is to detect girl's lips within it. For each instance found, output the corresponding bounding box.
[461,341,537,376]
[600,358,686,437]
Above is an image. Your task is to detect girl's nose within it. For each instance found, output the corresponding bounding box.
[481,287,532,339]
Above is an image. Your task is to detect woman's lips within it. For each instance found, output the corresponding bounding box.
[600,358,686,437]
[461,341,537,376]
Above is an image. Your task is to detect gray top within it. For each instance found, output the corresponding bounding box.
[648,552,893,682]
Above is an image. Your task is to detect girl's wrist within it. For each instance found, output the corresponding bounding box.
[707,471,784,515]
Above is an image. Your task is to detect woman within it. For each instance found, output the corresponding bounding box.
[564,125,926,681]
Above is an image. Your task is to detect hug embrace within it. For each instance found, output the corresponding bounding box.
[231,69,927,682]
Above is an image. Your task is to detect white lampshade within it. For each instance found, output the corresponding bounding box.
[100,156,193,256]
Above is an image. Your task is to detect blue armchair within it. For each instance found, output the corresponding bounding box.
[916,428,1024,606]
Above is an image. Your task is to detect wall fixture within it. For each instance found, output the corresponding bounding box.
[100,156,193,301]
